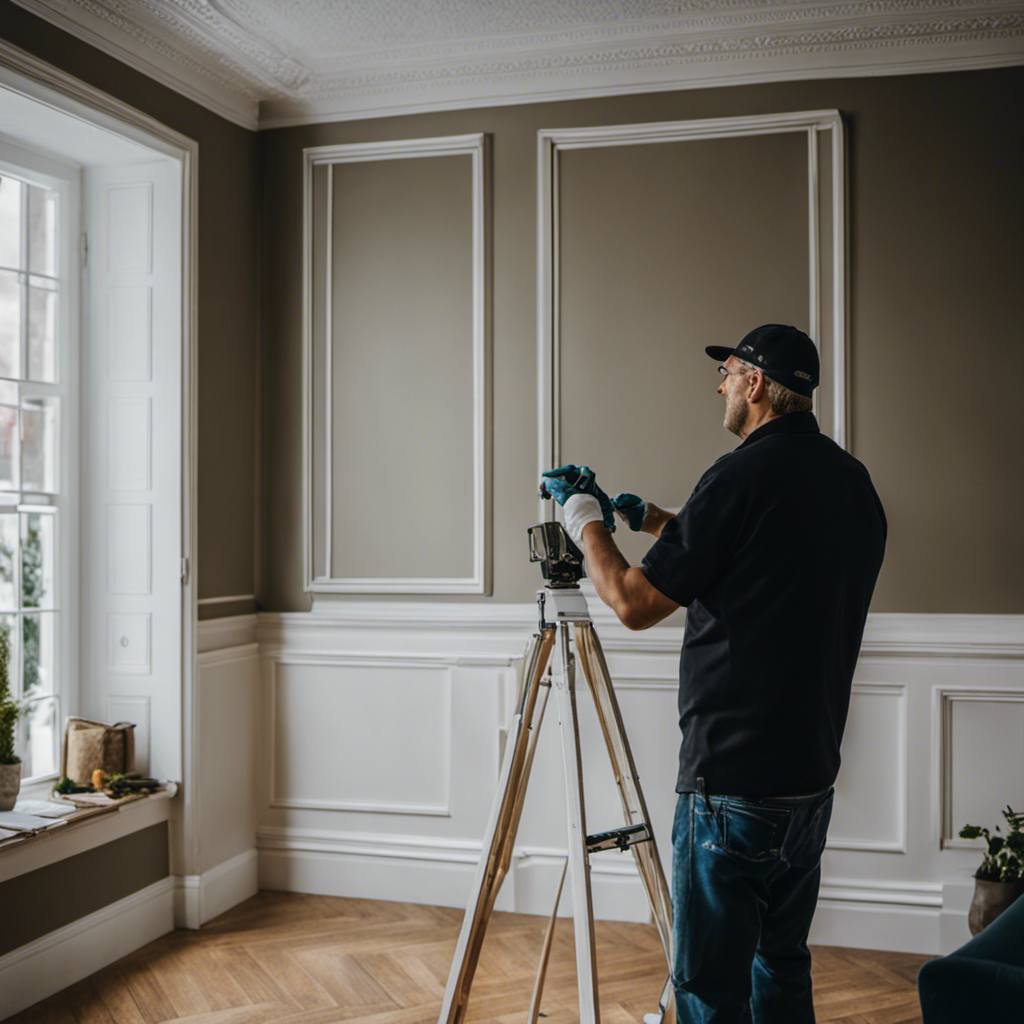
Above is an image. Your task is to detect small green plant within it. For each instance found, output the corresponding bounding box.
[0,629,20,766]
[960,806,1024,881]
[54,776,92,795]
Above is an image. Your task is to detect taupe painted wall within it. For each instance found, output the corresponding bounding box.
[0,1,260,619]
[262,67,1023,614]
[311,153,476,581]
[559,132,809,568]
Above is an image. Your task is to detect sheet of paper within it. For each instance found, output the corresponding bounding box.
[0,811,63,830]
[13,799,77,818]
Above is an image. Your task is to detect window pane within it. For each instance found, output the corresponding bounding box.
[0,513,17,610]
[27,186,57,278]
[20,695,58,778]
[0,177,22,269]
[21,397,56,492]
[0,406,18,491]
[0,270,21,379]
[28,277,57,383]
[0,614,19,699]
[22,511,54,609]
[22,610,55,697]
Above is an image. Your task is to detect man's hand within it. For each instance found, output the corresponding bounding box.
[611,493,677,538]
[541,465,615,531]
[611,493,647,531]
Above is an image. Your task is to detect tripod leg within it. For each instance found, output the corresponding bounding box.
[553,622,601,1024]
[574,624,675,991]
[437,630,555,1024]
[527,857,568,1024]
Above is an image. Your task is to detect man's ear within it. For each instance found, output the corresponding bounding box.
[748,369,767,402]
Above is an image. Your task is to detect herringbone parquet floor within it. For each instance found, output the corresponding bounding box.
[9,892,931,1024]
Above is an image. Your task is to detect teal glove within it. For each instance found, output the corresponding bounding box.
[541,464,616,532]
[612,492,647,532]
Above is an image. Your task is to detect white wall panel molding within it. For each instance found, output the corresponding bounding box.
[861,613,1024,658]
[255,609,1022,953]
[259,610,1024,658]
[828,683,908,853]
[302,134,490,596]
[11,0,1023,129]
[0,876,175,1021]
[936,686,1024,848]
[538,110,847,513]
[266,657,454,816]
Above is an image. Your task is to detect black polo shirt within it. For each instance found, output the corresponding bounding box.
[641,411,886,797]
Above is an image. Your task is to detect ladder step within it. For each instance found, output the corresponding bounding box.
[586,823,651,853]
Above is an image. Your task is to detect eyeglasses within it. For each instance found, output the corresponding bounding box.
[718,365,750,378]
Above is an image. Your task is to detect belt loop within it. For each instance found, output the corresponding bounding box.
[697,776,721,831]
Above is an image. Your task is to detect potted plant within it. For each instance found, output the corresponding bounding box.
[0,629,21,811]
[959,806,1024,934]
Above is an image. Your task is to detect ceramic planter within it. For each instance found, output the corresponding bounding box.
[0,761,21,812]
[968,876,1024,935]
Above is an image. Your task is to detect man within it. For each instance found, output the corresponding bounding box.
[542,324,886,1024]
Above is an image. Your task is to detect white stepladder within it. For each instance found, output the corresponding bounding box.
[437,522,675,1024]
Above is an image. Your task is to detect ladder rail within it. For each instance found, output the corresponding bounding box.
[436,629,555,1024]
[575,622,675,971]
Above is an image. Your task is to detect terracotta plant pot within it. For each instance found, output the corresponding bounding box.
[0,760,21,812]
[968,875,1024,935]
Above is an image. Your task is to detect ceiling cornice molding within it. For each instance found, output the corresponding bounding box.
[7,1,1024,131]
[9,0,261,128]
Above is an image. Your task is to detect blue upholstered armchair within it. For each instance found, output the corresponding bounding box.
[918,893,1024,1022]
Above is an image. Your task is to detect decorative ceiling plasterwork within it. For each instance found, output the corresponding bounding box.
[9,0,1024,129]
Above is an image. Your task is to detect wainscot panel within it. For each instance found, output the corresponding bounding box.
[256,607,1024,954]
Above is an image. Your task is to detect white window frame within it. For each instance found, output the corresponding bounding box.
[0,138,80,785]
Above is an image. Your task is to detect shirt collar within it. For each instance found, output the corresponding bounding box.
[736,410,820,450]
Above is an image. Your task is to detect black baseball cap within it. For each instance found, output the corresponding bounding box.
[706,324,819,397]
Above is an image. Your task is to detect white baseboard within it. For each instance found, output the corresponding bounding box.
[0,876,174,1021]
[258,828,495,911]
[810,879,948,955]
[258,828,652,923]
[174,848,259,929]
[258,827,974,955]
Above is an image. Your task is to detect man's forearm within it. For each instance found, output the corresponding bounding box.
[581,521,632,612]
[580,522,677,630]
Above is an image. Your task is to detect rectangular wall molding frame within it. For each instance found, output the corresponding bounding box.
[536,110,847,520]
[267,656,453,815]
[936,686,1024,848]
[302,134,491,595]
[828,682,908,853]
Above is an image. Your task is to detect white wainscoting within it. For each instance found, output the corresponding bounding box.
[256,606,1023,955]
[182,615,261,928]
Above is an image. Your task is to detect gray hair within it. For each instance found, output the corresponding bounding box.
[737,359,813,417]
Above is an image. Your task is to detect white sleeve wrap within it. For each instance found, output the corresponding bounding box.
[562,493,604,547]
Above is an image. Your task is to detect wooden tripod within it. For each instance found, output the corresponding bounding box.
[437,585,675,1024]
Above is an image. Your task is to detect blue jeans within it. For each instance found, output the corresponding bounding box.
[671,785,834,1024]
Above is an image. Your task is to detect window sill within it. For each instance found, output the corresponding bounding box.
[0,787,176,883]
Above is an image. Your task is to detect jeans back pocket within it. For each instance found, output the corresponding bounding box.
[713,800,792,863]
